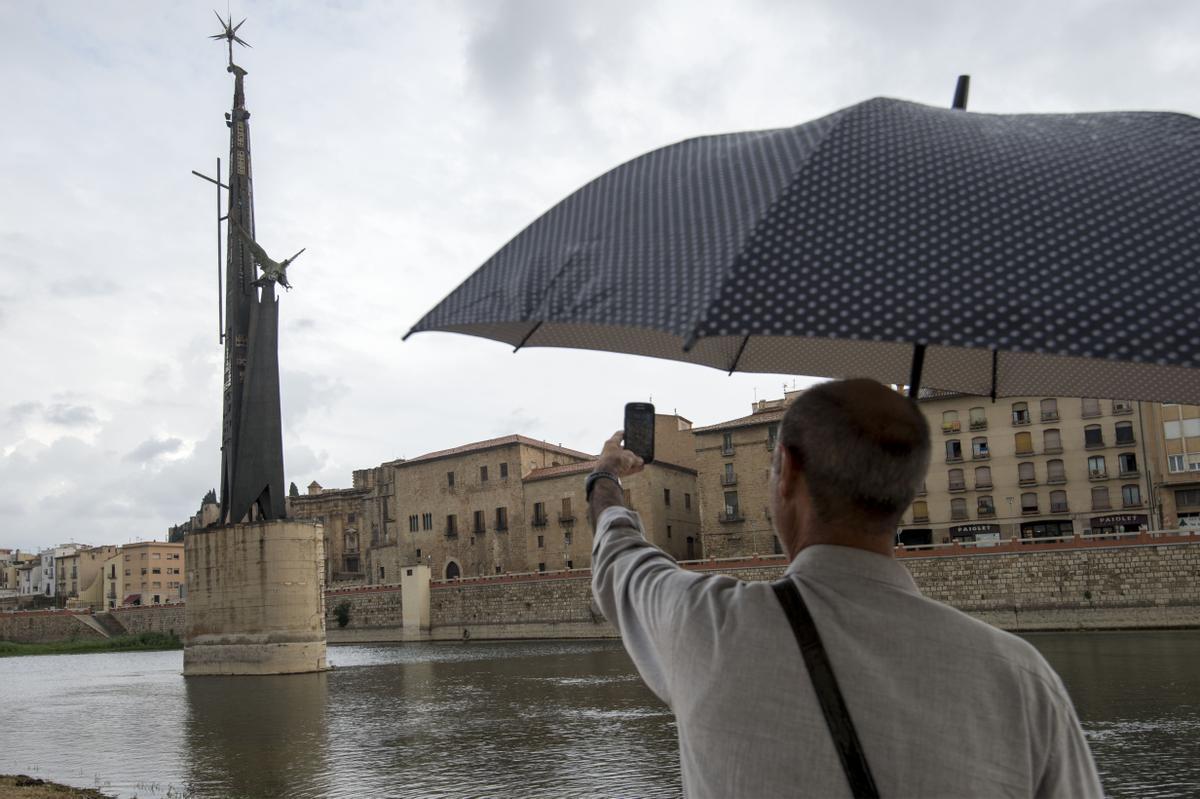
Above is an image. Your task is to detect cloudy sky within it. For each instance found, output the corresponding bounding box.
[1,0,1197,551]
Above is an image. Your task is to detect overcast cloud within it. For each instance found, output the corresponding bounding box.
[1,0,1198,551]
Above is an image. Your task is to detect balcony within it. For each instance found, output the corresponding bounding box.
[1050,502,1070,513]
[1012,415,1031,427]
[942,422,962,434]
[721,445,735,456]
[444,527,458,539]
[1021,506,1040,515]
[1088,470,1109,481]
[948,480,966,492]
[718,509,745,523]
[1041,411,1060,422]
[912,512,930,523]
[972,450,990,461]
[531,515,548,528]
[558,512,576,524]
[975,480,993,490]
[495,522,508,532]
[950,509,969,521]
[1115,435,1136,446]
[1047,475,1068,485]
[1092,500,1112,511]
[1081,406,1102,419]
[969,419,988,431]
[1015,447,1035,457]
[721,473,738,486]
[978,506,996,517]
[1123,498,1144,508]
[945,454,964,464]
[1018,477,1038,487]
[1085,440,1106,450]
[1112,403,1134,415]
[916,486,927,496]
[1119,469,1139,479]
[1043,445,1064,454]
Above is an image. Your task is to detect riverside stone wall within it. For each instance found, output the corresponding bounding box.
[6,539,1198,645]
[112,604,186,637]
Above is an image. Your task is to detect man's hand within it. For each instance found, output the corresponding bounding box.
[597,430,645,479]
[588,430,644,527]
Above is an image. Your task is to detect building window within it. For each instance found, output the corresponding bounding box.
[722,432,734,455]
[561,497,573,520]
[1164,421,1182,440]
[537,535,544,548]
[948,468,965,491]
[767,423,780,450]
[977,495,995,516]
[969,407,987,430]
[422,512,433,531]
[566,560,574,570]
[664,488,671,506]
[1021,492,1038,514]
[409,515,419,533]
[1088,455,1107,477]
[1084,425,1104,448]
[971,437,989,459]
[446,562,460,580]
[347,513,356,524]
[416,548,421,559]
[1122,484,1142,507]
[1175,488,1200,508]
[723,491,741,520]
[1112,400,1133,414]
[533,502,547,526]
[1040,398,1058,421]
[495,507,508,531]
[1014,431,1033,455]
[447,471,455,488]
[950,498,968,520]
[911,500,929,522]
[1115,421,1135,445]
[945,439,962,462]
[684,493,691,510]
[1047,459,1066,483]
[1081,397,1101,418]
[473,510,486,534]
[974,466,992,489]
[500,462,509,479]
[1118,452,1138,476]
[1043,429,1062,452]
[1169,454,1186,473]
[1091,486,1111,510]
[152,568,161,575]
[480,465,488,482]
[538,563,546,572]
[445,515,457,536]
[942,410,960,433]
[1050,490,1069,513]
[667,525,672,539]
[1012,402,1029,425]
[1018,462,1036,485]
[564,531,573,546]
[379,566,385,580]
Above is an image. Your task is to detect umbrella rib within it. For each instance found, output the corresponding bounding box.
[907,343,926,399]
[727,335,751,376]
[513,321,543,353]
[989,349,999,402]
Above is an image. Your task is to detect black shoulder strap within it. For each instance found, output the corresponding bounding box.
[773,579,881,799]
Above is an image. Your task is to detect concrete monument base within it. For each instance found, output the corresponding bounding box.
[184,519,328,676]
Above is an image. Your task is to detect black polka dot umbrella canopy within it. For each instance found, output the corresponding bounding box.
[407,91,1200,403]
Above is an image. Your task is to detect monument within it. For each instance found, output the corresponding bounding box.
[183,13,328,676]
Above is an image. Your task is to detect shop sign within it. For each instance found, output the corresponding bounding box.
[1090,514,1148,528]
[949,523,1000,539]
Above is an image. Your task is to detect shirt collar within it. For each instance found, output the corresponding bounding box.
[785,544,921,595]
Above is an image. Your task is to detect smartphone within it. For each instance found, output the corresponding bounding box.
[624,402,656,465]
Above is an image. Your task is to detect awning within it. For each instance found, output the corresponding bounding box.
[123,593,141,605]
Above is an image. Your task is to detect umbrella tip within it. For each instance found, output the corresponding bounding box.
[952,75,970,110]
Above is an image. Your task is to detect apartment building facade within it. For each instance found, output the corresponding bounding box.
[113,541,186,605]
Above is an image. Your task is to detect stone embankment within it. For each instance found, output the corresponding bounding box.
[5,534,1199,645]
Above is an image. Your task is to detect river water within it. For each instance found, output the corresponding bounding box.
[0,631,1197,798]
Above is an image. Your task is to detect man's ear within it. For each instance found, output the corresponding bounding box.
[778,445,802,499]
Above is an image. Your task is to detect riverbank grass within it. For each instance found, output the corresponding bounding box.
[0,775,113,798]
[0,632,181,658]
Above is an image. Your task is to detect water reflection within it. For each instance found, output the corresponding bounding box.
[184,672,330,798]
[1026,631,1200,798]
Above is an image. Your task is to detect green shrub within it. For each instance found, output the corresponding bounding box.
[333,601,352,628]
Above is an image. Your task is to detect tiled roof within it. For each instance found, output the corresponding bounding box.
[692,408,786,434]
[524,458,697,482]
[399,435,594,467]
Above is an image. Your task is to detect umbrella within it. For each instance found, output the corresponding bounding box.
[407,79,1200,403]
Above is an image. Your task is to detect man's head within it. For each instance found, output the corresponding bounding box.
[769,378,930,556]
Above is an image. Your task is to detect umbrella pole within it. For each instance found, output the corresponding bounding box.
[907,75,971,400]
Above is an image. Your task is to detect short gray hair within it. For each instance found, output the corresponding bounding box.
[780,379,930,523]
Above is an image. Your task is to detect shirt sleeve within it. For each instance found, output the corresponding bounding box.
[1034,686,1104,799]
[590,505,704,704]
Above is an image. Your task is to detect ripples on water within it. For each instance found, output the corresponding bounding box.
[0,632,1197,797]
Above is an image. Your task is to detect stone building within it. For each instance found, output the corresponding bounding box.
[1142,401,1200,529]
[900,393,1182,545]
[290,481,373,584]
[692,395,790,558]
[60,545,119,608]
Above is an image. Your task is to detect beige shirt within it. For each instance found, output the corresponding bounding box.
[591,506,1103,798]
